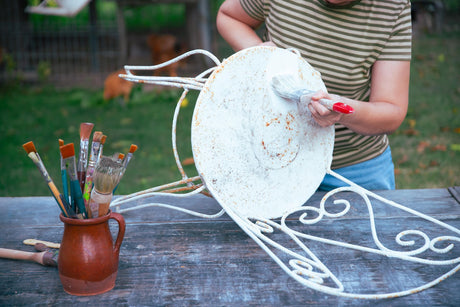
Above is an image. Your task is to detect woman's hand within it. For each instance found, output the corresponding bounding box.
[307,91,344,127]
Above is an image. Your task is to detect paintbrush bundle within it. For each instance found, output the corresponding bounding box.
[22,122,138,219]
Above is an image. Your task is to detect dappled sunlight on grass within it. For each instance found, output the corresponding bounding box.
[1,31,459,195]
[389,33,460,188]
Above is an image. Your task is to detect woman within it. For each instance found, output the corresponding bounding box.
[216,0,412,190]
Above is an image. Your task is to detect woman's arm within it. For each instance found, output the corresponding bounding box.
[309,60,410,136]
[216,0,264,51]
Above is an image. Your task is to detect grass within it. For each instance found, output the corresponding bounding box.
[0,86,199,196]
[389,32,460,189]
[0,32,459,196]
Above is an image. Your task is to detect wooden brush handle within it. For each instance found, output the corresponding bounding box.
[77,171,85,192]
[23,239,61,249]
[0,248,56,266]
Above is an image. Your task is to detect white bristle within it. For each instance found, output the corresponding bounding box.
[270,74,311,102]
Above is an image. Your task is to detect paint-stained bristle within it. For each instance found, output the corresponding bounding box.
[22,141,37,154]
[60,143,75,159]
[59,139,64,147]
[101,135,107,145]
[129,144,138,153]
[79,122,94,140]
[93,156,124,193]
[118,153,125,160]
[92,131,103,142]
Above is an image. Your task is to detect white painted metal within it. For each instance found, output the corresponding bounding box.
[111,47,460,299]
[192,47,333,219]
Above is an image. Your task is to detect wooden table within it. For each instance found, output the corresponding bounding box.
[0,188,459,305]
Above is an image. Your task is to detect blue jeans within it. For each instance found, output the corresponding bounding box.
[318,146,395,191]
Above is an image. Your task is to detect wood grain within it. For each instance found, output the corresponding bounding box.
[0,188,459,305]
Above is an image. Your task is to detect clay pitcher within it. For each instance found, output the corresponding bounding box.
[58,211,125,296]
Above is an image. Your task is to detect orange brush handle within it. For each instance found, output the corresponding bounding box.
[48,181,69,217]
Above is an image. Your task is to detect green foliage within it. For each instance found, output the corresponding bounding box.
[388,33,460,188]
[0,25,459,196]
[37,61,51,83]
[0,85,198,196]
[123,4,185,31]
[444,0,460,11]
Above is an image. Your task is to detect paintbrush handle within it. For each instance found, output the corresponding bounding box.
[82,172,94,211]
[82,178,93,204]
[60,195,77,218]
[61,169,69,204]
[0,248,57,267]
[88,190,113,218]
[29,154,69,217]
[70,180,87,218]
[77,171,85,192]
[23,239,61,249]
[300,95,354,114]
[47,181,69,217]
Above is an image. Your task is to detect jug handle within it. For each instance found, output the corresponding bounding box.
[108,211,126,255]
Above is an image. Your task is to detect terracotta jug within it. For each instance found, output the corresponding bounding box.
[58,211,125,296]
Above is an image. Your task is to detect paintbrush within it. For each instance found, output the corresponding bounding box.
[58,138,70,204]
[111,152,125,194]
[0,247,58,267]
[113,144,138,194]
[97,134,107,163]
[122,144,138,169]
[270,74,354,114]
[22,141,72,217]
[77,122,94,192]
[60,143,87,218]
[82,131,103,211]
[23,239,60,249]
[88,156,124,218]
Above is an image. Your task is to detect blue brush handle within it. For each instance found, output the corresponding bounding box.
[61,169,69,204]
[70,180,87,217]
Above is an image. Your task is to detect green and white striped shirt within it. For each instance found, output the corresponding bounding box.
[240,0,412,168]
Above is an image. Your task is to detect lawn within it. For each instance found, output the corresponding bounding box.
[0,86,199,196]
[0,31,459,197]
[389,32,460,189]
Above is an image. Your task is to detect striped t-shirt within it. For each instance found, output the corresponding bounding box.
[239,0,412,168]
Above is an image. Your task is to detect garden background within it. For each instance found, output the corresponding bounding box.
[0,0,459,196]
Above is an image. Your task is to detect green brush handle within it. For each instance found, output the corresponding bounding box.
[70,180,87,217]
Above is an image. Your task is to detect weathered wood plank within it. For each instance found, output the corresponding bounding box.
[1,188,458,225]
[0,219,458,305]
[448,186,460,205]
[0,188,459,305]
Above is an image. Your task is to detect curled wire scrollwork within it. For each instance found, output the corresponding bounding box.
[278,186,460,264]
[238,185,460,298]
[240,215,343,293]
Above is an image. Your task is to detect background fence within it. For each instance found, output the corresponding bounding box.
[1,0,458,88]
[0,0,220,87]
